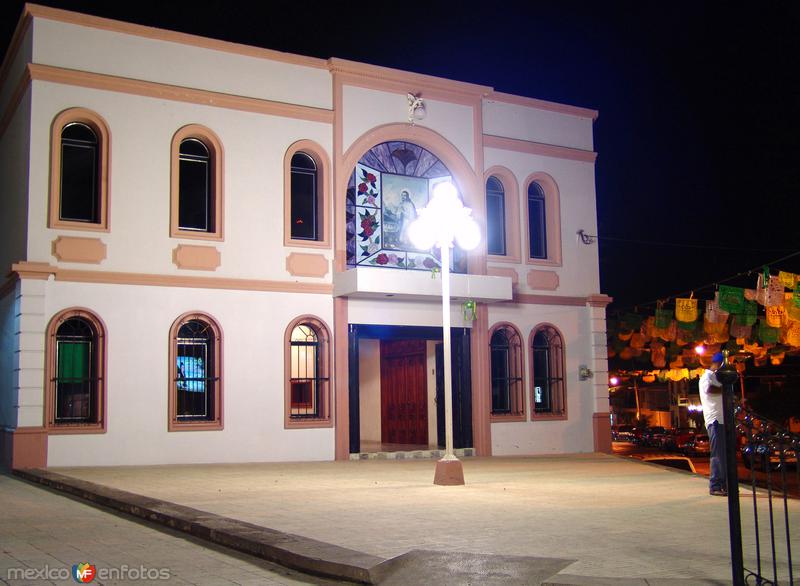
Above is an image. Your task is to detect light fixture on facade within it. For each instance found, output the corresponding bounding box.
[579,365,594,380]
[408,180,479,486]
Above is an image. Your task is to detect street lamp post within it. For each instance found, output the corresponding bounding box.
[408,181,480,486]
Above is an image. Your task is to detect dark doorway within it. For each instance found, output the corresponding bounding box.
[348,324,472,454]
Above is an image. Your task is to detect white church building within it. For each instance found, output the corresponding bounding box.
[0,4,611,468]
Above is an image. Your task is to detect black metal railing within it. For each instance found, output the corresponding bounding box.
[720,363,799,585]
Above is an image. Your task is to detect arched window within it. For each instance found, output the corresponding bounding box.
[530,325,567,418]
[283,140,331,248]
[49,108,110,231]
[489,323,525,420]
[178,138,212,232]
[486,176,506,256]
[284,316,331,428]
[524,172,562,266]
[45,308,106,432]
[170,125,224,240]
[527,181,547,260]
[169,312,223,430]
[60,123,99,223]
[290,152,318,241]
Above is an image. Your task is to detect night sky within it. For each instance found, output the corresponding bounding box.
[2,1,799,312]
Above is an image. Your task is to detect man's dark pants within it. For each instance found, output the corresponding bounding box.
[708,420,727,492]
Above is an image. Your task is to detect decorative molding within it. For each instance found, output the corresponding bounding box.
[486,91,598,121]
[28,64,334,125]
[25,4,329,70]
[286,253,329,278]
[11,261,53,280]
[172,244,221,271]
[527,269,559,291]
[483,134,597,163]
[52,236,107,264]
[587,294,614,307]
[511,293,586,307]
[487,266,519,288]
[10,262,333,295]
[329,57,491,107]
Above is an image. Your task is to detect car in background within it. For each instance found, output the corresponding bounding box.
[641,426,669,448]
[685,434,710,456]
[741,443,798,471]
[667,428,698,453]
[612,424,636,442]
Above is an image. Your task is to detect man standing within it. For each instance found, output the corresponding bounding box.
[699,352,726,496]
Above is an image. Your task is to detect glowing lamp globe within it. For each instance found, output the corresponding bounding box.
[609,376,620,386]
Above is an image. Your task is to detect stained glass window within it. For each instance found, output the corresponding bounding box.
[346,141,467,273]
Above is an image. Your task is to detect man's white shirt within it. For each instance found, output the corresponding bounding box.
[699,369,723,427]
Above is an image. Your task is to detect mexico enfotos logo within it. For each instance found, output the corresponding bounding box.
[6,562,170,582]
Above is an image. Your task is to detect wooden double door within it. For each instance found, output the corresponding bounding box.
[380,339,428,446]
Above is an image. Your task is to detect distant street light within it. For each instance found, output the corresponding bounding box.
[408,181,480,486]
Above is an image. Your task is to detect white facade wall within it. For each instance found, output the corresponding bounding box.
[484,147,600,297]
[342,86,475,170]
[44,280,335,466]
[27,81,333,279]
[487,302,596,455]
[31,19,332,109]
[482,99,594,150]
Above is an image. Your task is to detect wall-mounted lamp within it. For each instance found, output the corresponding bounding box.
[577,229,596,245]
[579,365,594,380]
[407,93,426,125]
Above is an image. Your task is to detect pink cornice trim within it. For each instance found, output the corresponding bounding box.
[484,134,597,163]
[587,294,614,307]
[512,294,586,306]
[24,4,328,70]
[328,57,492,99]
[487,91,599,121]
[29,64,333,124]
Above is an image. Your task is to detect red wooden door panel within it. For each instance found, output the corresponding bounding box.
[380,340,428,446]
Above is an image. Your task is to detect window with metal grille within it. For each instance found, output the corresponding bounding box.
[532,325,566,416]
[528,181,547,260]
[178,138,212,232]
[290,152,318,240]
[289,323,328,418]
[60,122,99,223]
[490,325,524,417]
[53,317,98,424]
[175,319,217,421]
[486,176,506,256]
